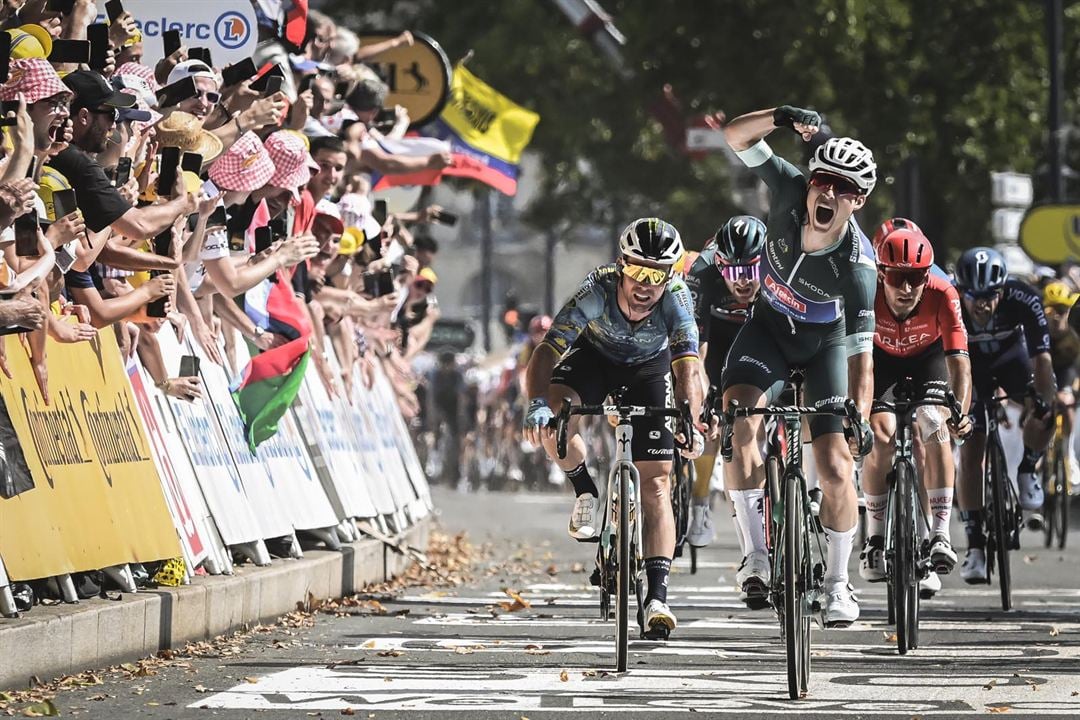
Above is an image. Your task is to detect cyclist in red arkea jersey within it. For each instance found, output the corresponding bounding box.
[858,223,973,598]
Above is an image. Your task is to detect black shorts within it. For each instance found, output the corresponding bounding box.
[550,337,674,462]
[721,312,849,438]
[703,317,742,386]
[970,347,1033,433]
[873,340,950,402]
[1054,363,1078,392]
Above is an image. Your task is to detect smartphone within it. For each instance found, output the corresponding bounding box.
[188,47,213,67]
[431,209,458,227]
[268,216,287,242]
[249,64,285,94]
[0,100,17,128]
[87,23,109,72]
[297,74,315,94]
[145,291,168,319]
[45,0,76,13]
[181,152,203,176]
[47,39,90,65]
[25,156,37,181]
[262,75,283,97]
[372,107,396,131]
[206,205,227,228]
[254,226,273,254]
[163,29,182,58]
[333,78,351,99]
[156,146,181,198]
[156,76,197,108]
[372,200,388,228]
[14,211,39,257]
[221,57,257,88]
[113,157,132,187]
[105,0,124,22]
[178,355,200,378]
[52,188,77,220]
[363,270,395,298]
[0,31,9,85]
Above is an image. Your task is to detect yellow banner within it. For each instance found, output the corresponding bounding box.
[442,64,540,165]
[1019,204,1080,264]
[0,328,179,580]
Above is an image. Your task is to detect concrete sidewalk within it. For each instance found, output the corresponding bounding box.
[0,519,429,691]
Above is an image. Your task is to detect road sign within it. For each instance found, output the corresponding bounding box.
[1019,204,1080,263]
[685,115,725,161]
[358,32,451,129]
[991,172,1034,208]
[426,319,476,353]
[991,207,1025,242]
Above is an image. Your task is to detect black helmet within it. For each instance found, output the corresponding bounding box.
[618,218,684,266]
[955,246,1008,293]
[713,215,766,265]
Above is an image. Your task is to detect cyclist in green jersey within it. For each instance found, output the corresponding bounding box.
[720,105,877,626]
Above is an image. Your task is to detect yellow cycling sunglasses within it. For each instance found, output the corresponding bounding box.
[621,261,671,286]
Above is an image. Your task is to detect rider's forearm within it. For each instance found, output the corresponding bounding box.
[672,357,704,420]
[722,108,778,151]
[1033,353,1056,402]
[847,351,874,419]
[946,354,972,413]
[524,342,559,400]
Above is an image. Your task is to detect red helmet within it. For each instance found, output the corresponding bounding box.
[872,217,923,253]
[528,315,552,334]
[877,228,934,269]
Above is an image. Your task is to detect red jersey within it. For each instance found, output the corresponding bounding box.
[874,273,968,358]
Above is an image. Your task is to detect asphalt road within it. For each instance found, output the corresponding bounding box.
[16,484,1080,719]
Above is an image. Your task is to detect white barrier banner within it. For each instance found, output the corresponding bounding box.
[229,341,341,533]
[371,363,432,513]
[127,359,212,570]
[294,361,379,520]
[190,337,294,541]
[157,328,264,547]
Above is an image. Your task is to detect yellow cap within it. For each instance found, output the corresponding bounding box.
[1043,281,1079,309]
[417,267,438,285]
[37,166,73,221]
[338,226,365,255]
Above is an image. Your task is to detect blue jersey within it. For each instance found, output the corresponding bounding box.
[544,264,699,365]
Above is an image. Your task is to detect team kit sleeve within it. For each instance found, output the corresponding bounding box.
[843,263,877,356]
[733,139,806,195]
[684,258,714,342]
[665,279,701,363]
[1013,284,1052,356]
[938,284,970,355]
[542,270,606,355]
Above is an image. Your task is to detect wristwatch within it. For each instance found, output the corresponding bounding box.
[253,326,265,339]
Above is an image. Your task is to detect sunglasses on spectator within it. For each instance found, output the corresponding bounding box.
[721,264,760,283]
[414,280,434,291]
[192,89,221,104]
[963,288,1002,301]
[89,107,119,122]
[882,267,929,288]
[808,171,863,197]
[621,261,670,286]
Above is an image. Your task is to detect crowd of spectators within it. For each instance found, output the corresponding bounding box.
[0,0,448,417]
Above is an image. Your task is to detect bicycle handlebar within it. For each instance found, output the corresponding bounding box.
[871,391,964,425]
[718,397,863,462]
[553,399,694,460]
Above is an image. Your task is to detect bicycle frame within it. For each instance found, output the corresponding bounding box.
[601,416,644,609]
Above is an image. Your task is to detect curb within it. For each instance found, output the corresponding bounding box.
[0,519,430,691]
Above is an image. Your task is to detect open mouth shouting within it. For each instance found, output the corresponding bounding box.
[812,196,836,230]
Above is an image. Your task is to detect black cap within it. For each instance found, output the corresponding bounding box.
[63,70,137,111]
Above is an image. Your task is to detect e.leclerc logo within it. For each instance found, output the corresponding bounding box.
[215,11,250,49]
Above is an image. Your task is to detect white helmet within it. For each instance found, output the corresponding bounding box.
[809,137,877,195]
[618,218,684,266]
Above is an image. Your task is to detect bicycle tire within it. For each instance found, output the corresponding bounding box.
[988,442,1012,611]
[1055,450,1068,550]
[893,462,912,654]
[1043,449,1057,549]
[765,455,781,612]
[783,470,805,699]
[616,466,631,672]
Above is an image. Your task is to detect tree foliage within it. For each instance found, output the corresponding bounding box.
[327,0,1079,257]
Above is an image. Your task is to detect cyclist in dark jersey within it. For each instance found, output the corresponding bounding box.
[859,223,972,599]
[953,247,1055,583]
[522,218,706,639]
[1043,281,1080,497]
[683,216,765,559]
[721,105,877,626]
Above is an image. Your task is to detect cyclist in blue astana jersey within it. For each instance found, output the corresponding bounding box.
[522,218,706,639]
[720,105,877,626]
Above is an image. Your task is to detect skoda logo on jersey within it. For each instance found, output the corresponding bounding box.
[216,11,250,49]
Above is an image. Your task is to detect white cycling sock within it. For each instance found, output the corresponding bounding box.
[928,487,954,538]
[864,493,888,538]
[730,489,766,555]
[823,525,857,587]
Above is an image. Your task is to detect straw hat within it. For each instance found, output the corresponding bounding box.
[154,111,223,165]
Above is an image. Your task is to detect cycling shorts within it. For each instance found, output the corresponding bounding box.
[970,347,1033,433]
[721,312,849,438]
[703,317,740,386]
[550,336,674,462]
[1054,363,1078,392]
[873,340,949,402]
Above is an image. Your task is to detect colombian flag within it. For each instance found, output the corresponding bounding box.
[374,66,540,196]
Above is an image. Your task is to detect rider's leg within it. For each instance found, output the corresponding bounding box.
[638,459,675,603]
[692,440,717,500]
[861,413,896,538]
[917,406,955,537]
[957,432,987,548]
[723,384,769,555]
[812,433,859,583]
[540,384,591,489]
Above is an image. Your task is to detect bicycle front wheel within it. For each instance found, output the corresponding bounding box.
[616,466,631,672]
[988,443,1012,611]
[783,471,807,699]
[1055,449,1069,550]
[1043,449,1057,549]
[893,461,918,654]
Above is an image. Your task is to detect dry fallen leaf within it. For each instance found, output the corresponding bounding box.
[19,700,58,717]
[987,707,1010,714]
[243,677,259,684]
[559,670,569,682]
[454,646,474,655]
[341,709,356,716]
[498,589,532,612]
[1049,627,1061,637]
[376,651,404,658]
[193,685,207,693]
[984,680,998,690]
[884,633,898,643]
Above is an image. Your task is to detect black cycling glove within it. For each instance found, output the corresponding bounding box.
[773,105,821,132]
[845,416,874,459]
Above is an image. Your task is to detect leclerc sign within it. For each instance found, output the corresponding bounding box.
[94,1,258,68]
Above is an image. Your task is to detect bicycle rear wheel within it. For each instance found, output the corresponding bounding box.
[616,466,631,672]
[783,471,807,699]
[988,443,1012,611]
[1043,449,1057,549]
[1055,449,1069,550]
